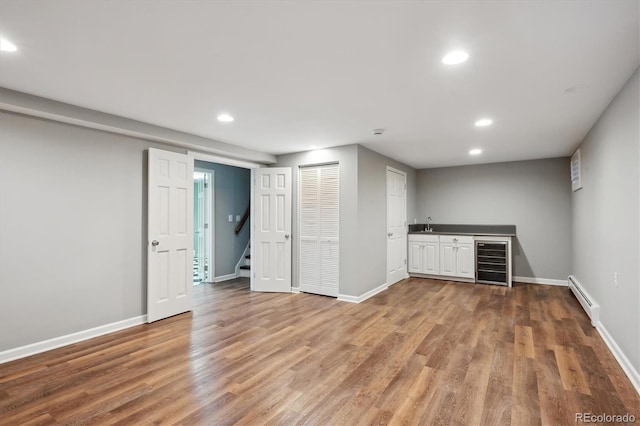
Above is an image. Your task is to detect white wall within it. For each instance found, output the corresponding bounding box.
[416,158,572,280]
[572,66,639,374]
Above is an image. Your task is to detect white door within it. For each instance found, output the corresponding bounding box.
[299,164,339,297]
[147,148,193,322]
[456,243,475,278]
[254,167,292,292]
[386,167,407,285]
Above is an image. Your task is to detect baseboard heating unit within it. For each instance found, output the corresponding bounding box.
[567,275,600,327]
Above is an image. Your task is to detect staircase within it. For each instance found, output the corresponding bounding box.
[239,254,251,277]
[237,243,251,277]
[235,206,251,278]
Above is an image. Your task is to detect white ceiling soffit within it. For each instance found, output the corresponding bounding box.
[0,87,277,164]
[0,1,638,169]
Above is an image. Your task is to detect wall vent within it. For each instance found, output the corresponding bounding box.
[568,275,599,327]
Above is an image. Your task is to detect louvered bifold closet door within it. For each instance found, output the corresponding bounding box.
[299,164,339,297]
[318,165,339,296]
[300,167,320,294]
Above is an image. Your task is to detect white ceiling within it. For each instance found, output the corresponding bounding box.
[0,1,638,168]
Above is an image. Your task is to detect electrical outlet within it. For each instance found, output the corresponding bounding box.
[614,272,618,287]
[236,215,241,222]
[228,215,233,222]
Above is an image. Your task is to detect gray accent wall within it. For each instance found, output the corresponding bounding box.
[194,161,251,277]
[416,158,572,280]
[275,144,416,298]
[572,67,639,373]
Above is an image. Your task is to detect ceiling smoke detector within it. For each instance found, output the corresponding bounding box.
[565,84,588,94]
[373,128,385,135]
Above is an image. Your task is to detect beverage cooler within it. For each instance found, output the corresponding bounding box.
[475,241,509,286]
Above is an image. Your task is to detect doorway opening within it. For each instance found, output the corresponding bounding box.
[193,170,213,285]
[194,159,253,286]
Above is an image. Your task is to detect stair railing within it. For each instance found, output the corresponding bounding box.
[235,204,250,235]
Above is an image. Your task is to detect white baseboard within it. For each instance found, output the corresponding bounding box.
[291,287,301,294]
[338,282,388,304]
[596,321,640,396]
[337,294,359,303]
[390,275,409,286]
[213,273,238,282]
[0,315,147,364]
[513,276,568,286]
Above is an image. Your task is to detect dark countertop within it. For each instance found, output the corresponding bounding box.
[408,223,516,237]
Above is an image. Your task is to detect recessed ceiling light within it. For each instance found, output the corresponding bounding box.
[217,113,234,123]
[0,37,17,52]
[474,118,493,127]
[442,50,469,65]
[469,149,483,156]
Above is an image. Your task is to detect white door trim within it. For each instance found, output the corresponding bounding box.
[194,168,214,281]
[189,151,261,290]
[386,165,407,177]
[294,161,340,295]
[250,169,255,291]
[298,163,340,297]
[386,166,408,285]
[297,162,341,287]
[188,151,263,170]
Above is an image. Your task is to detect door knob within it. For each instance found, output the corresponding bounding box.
[151,240,160,246]
[284,234,290,239]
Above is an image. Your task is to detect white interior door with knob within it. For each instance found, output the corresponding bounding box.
[147,148,193,322]
[387,167,407,286]
[253,167,292,292]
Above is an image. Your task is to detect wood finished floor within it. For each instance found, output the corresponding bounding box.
[1,278,638,425]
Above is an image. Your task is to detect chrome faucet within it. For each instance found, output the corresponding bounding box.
[426,216,432,232]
